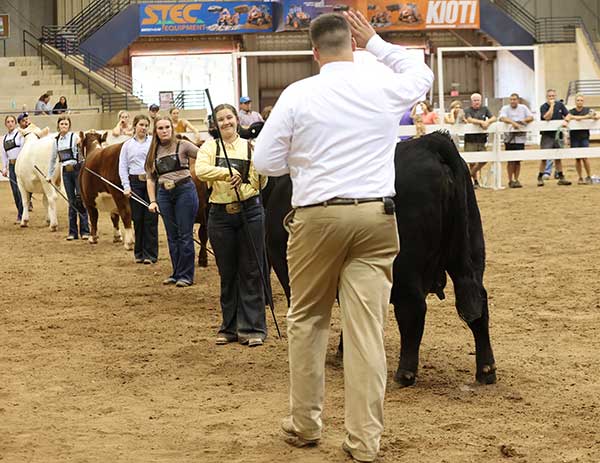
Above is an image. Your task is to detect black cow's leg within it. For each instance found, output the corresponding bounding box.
[197,223,208,267]
[450,271,497,385]
[467,287,496,385]
[393,289,427,387]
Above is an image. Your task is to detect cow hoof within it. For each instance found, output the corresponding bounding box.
[197,257,208,268]
[113,236,123,243]
[124,243,134,251]
[394,369,417,387]
[49,224,58,232]
[20,221,29,228]
[476,364,497,385]
[46,219,51,225]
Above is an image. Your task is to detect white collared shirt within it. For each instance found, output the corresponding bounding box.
[253,35,434,207]
[119,135,151,191]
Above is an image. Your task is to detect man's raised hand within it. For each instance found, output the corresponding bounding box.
[344,10,376,49]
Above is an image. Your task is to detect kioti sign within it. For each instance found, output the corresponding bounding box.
[365,0,480,31]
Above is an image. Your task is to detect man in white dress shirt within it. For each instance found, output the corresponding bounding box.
[254,10,433,462]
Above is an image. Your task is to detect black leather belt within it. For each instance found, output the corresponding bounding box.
[160,176,192,190]
[129,174,147,182]
[9,159,16,165]
[211,195,261,214]
[298,197,389,208]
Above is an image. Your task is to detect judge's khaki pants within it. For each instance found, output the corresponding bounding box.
[285,202,399,461]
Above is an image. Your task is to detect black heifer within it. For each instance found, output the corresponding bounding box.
[263,131,496,386]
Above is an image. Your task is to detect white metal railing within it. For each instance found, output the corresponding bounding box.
[398,119,600,189]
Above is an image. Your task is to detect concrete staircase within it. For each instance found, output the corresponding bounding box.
[0,56,102,112]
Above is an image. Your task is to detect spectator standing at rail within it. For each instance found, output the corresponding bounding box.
[538,89,571,186]
[239,96,264,127]
[254,10,433,463]
[52,96,68,114]
[119,114,158,263]
[463,93,496,188]
[499,93,533,188]
[565,94,598,185]
[47,115,90,240]
[145,116,199,287]
[112,110,134,137]
[34,93,52,115]
[444,100,465,148]
[1,115,25,223]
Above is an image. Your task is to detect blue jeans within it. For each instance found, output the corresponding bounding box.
[157,179,199,283]
[8,163,23,220]
[208,199,267,340]
[63,164,89,238]
[571,137,590,149]
[130,178,158,261]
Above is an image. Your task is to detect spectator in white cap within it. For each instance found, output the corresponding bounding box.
[239,96,264,127]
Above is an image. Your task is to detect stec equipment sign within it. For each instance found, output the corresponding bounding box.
[139,2,274,35]
[282,0,480,31]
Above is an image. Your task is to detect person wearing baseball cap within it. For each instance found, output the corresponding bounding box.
[239,96,263,127]
[148,104,160,125]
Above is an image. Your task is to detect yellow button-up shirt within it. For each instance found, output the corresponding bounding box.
[196,135,267,204]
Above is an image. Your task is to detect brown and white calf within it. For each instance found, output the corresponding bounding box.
[78,131,134,250]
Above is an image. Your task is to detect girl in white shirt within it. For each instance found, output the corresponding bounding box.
[118,114,158,263]
[47,115,90,240]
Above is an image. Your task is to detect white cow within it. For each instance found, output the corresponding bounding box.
[15,131,61,230]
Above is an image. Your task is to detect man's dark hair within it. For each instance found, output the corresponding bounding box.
[309,13,351,55]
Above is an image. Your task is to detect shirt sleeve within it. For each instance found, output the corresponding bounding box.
[253,88,294,177]
[0,137,7,169]
[524,105,533,118]
[499,106,508,119]
[560,104,569,117]
[48,139,58,177]
[195,140,232,182]
[365,34,434,117]
[540,103,548,119]
[118,141,131,191]
[182,140,198,160]
[485,108,493,119]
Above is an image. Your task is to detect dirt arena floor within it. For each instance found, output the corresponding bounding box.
[1,160,599,463]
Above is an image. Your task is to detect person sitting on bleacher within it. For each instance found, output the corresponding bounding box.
[34,93,52,115]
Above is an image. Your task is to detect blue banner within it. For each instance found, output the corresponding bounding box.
[139,2,274,35]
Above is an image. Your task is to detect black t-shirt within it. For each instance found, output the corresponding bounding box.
[464,106,493,143]
[569,107,591,140]
[540,101,569,136]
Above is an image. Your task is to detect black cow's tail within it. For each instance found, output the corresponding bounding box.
[431,131,486,323]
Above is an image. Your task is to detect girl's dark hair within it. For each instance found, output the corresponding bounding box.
[145,116,177,175]
[56,115,72,131]
[132,114,151,129]
[212,104,240,138]
[213,103,238,119]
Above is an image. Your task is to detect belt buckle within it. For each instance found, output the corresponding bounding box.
[64,164,75,172]
[138,174,147,181]
[9,159,16,165]
[163,180,176,190]
[225,202,241,214]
